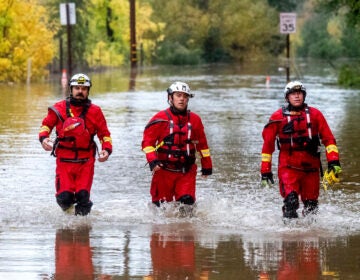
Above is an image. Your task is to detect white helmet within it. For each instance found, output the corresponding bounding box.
[69,73,92,88]
[167,81,194,98]
[284,81,306,99]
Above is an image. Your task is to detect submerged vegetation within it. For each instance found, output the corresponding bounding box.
[0,0,359,86]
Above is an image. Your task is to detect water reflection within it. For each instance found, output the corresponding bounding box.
[54,227,94,280]
[145,224,207,280]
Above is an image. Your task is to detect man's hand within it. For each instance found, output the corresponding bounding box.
[152,164,162,174]
[41,138,53,151]
[328,161,342,176]
[98,150,109,162]
[261,172,274,188]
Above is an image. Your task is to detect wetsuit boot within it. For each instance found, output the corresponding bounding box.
[282,191,299,219]
[303,199,318,216]
[177,194,195,217]
[75,190,93,216]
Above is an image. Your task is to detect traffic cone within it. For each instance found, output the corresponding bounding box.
[61,69,67,88]
[265,76,270,88]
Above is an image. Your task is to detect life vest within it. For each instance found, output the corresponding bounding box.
[156,110,196,173]
[277,104,320,156]
[50,99,95,162]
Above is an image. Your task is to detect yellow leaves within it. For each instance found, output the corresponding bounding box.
[87,41,124,68]
[0,0,55,82]
[217,0,277,60]
[327,16,343,42]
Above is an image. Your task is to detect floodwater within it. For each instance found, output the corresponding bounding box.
[0,61,359,279]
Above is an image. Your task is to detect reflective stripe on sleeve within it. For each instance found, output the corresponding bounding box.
[201,149,211,157]
[326,144,338,154]
[143,146,155,154]
[39,125,50,133]
[261,153,272,162]
[102,136,112,144]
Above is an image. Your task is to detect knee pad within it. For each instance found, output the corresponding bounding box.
[56,191,75,211]
[75,190,93,216]
[177,195,194,205]
[283,191,299,218]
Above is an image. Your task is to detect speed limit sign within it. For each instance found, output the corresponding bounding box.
[280,13,296,34]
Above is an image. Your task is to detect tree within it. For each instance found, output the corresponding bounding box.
[0,0,55,82]
[308,0,360,87]
[210,0,279,62]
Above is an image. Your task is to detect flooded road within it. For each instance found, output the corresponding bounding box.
[0,62,359,279]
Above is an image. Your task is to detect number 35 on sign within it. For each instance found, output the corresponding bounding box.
[280,13,297,34]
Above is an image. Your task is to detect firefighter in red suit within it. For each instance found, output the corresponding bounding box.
[260,81,341,219]
[39,73,112,216]
[142,82,212,208]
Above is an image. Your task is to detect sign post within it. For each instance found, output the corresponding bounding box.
[60,3,76,79]
[280,13,296,82]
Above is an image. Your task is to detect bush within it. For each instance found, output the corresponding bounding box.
[338,64,360,88]
[154,42,203,65]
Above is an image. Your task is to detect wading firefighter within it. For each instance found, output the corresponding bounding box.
[39,73,112,216]
[142,82,212,210]
[260,81,341,219]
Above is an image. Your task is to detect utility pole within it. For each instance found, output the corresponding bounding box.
[129,0,137,68]
[66,3,72,78]
[286,34,290,82]
[60,3,76,79]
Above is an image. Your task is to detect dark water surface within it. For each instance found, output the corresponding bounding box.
[0,62,359,279]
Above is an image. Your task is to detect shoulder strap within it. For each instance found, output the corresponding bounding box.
[65,98,72,117]
[305,104,312,139]
[65,98,91,119]
[80,101,91,119]
[48,106,65,122]
[145,119,168,129]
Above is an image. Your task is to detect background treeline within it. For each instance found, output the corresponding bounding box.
[0,0,359,86]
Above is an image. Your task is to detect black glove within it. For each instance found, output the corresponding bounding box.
[328,160,342,176]
[261,172,274,187]
[149,160,162,171]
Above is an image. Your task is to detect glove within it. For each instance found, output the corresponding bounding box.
[322,161,342,190]
[328,161,342,176]
[261,172,274,188]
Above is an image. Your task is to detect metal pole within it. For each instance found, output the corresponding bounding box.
[59,37,63,73]
[130,0,137,68]
[66,3,72,77]
[286,34,290,82]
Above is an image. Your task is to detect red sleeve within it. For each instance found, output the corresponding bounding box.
[260,110,282,174]
[141,112,169,164]
[313,108,340,163]
[38,101,64,142]
[92,105,112,154]
[191,113,212,171]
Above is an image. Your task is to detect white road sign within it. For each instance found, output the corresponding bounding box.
[280,13,296,34]
[60,3,76,25]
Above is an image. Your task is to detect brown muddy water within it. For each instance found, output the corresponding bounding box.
[0,62,359,279]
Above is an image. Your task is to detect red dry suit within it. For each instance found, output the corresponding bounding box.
[149,232,195,278]
[55,228,94,279]
[142,108,212,203]
[39,98,112,196]
[261,104,339,201]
